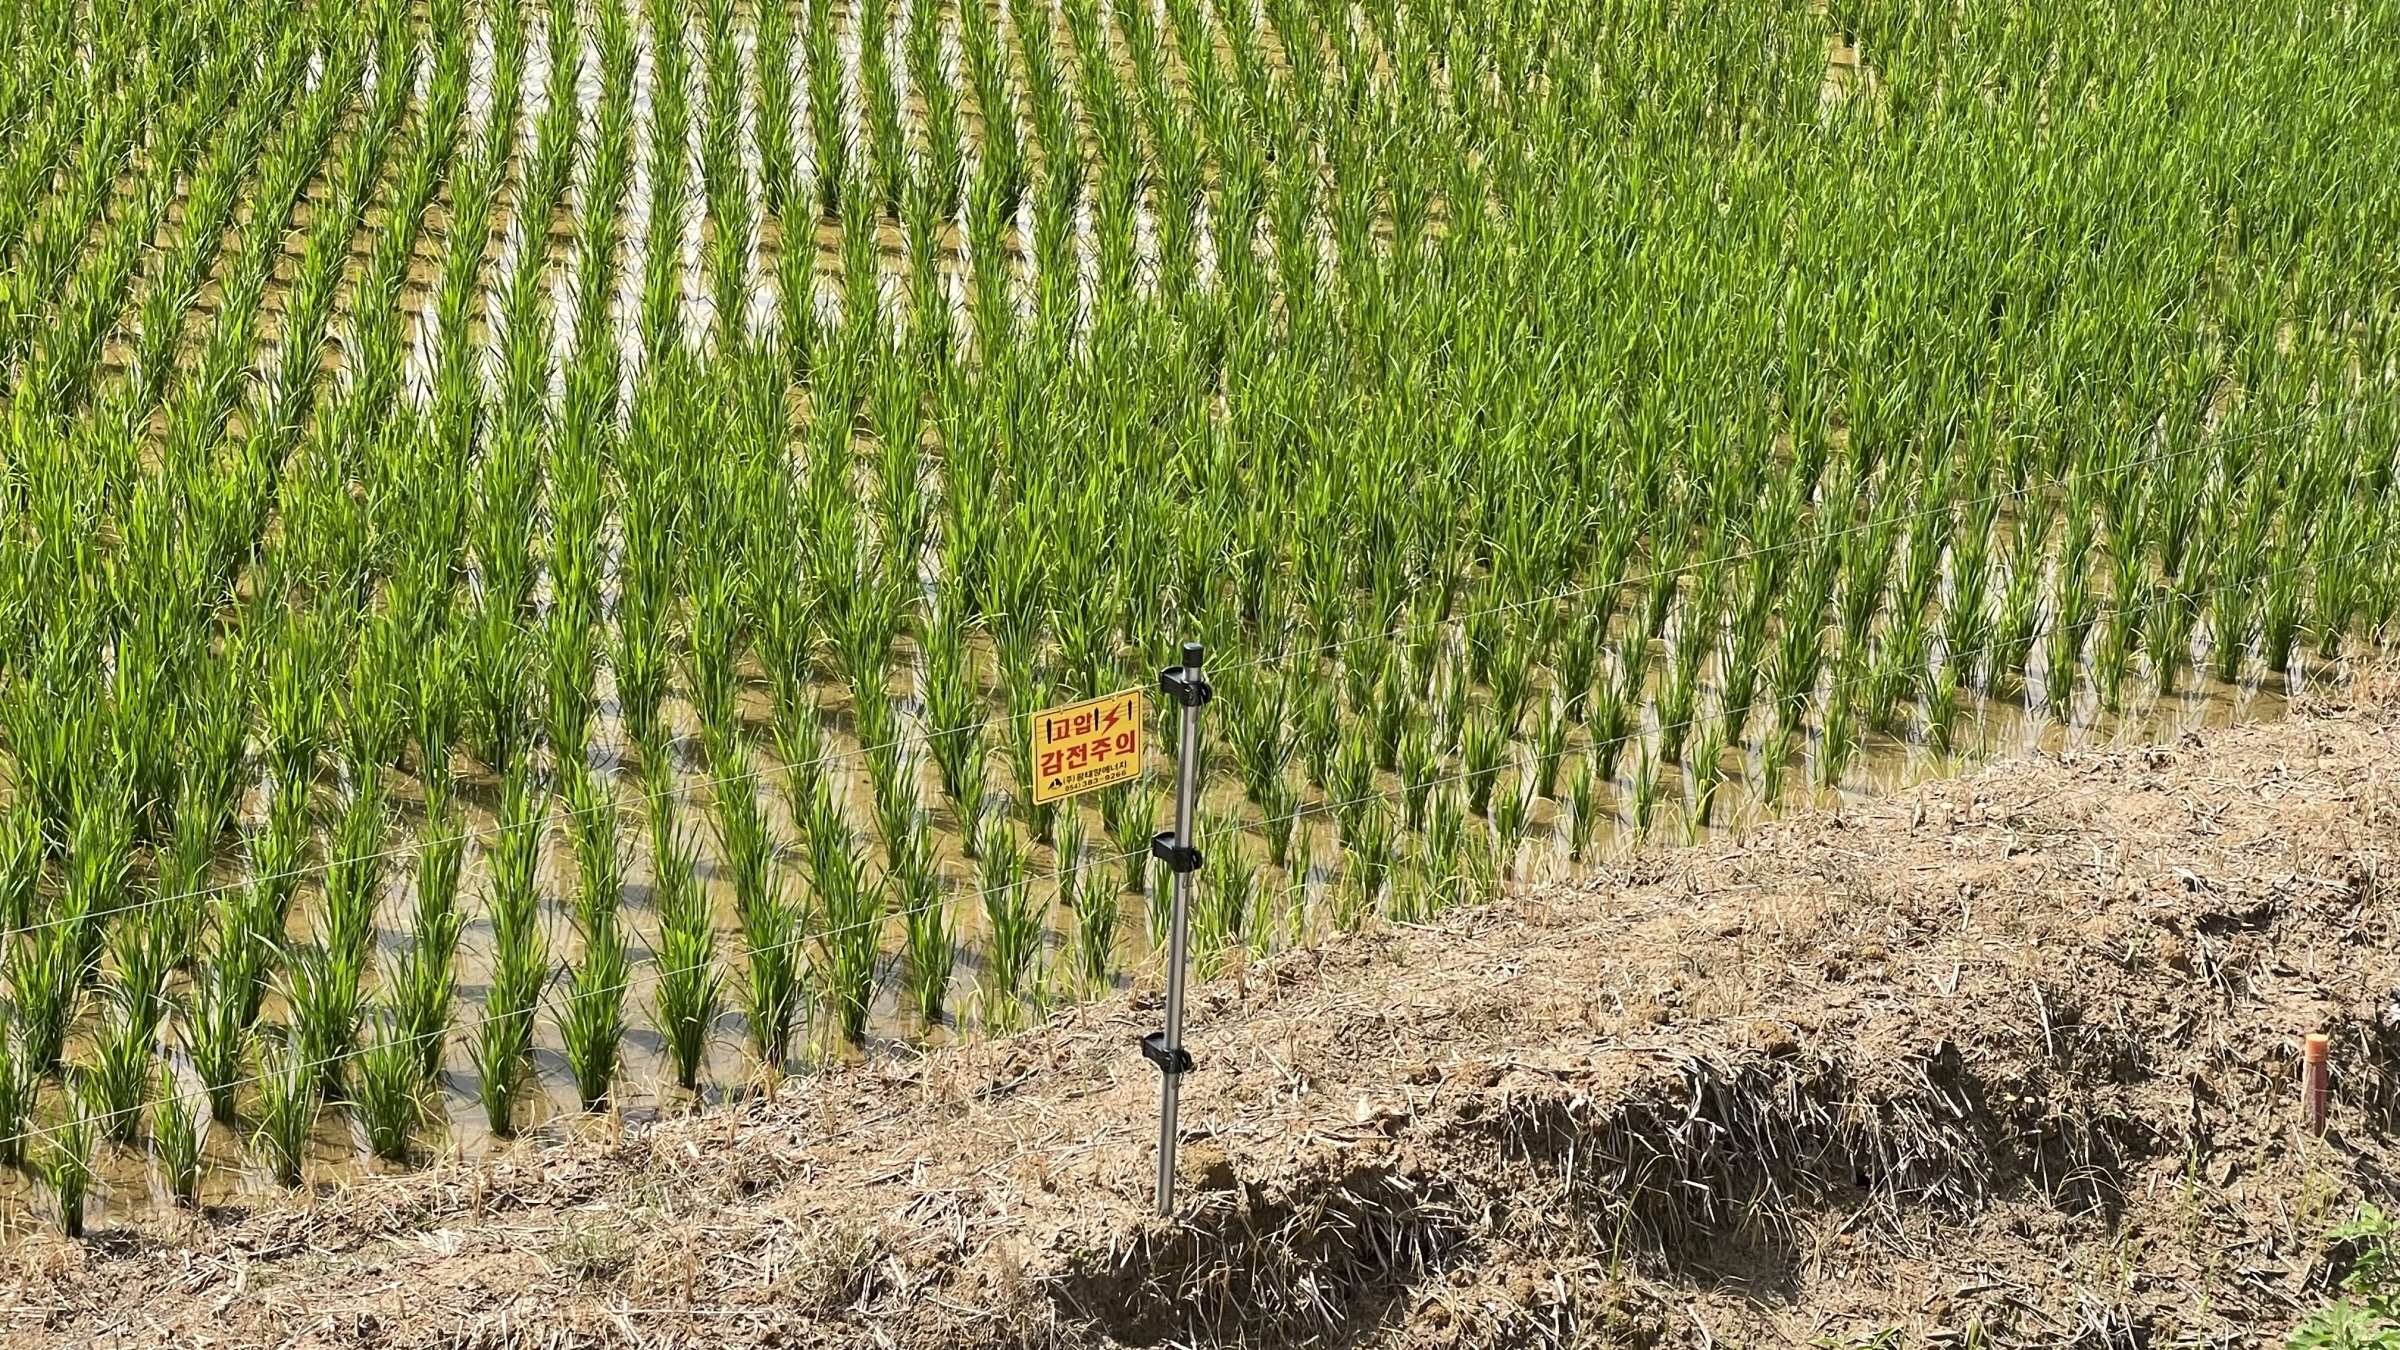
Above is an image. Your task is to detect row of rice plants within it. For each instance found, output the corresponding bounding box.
[0,0,2394,1228]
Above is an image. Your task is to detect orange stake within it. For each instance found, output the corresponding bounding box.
[2302,1033,2331,1136]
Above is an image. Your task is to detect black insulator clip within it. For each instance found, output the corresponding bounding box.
[1142,1032,1194,1075]
[1151,831,1203,873]
[1160,643,1213,709]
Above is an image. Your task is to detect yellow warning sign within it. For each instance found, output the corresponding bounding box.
[1030,688,1146,805]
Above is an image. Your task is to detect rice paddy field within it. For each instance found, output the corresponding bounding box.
[0,0,2394,1233]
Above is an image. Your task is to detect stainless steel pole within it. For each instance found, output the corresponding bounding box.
[1149,642,1208,1216]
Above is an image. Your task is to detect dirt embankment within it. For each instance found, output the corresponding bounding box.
[11,679,2400,1349]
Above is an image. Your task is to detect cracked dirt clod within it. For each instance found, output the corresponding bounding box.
[8,674,2400,1347]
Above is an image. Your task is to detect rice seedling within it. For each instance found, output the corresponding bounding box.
[7,928,79,1075]
[1195,815,1253,976]
[650,780,721,1094]
[151,1068,204,1206]
[811,814,882,1048]
[1336,803,1397,931]
[1296,682,1340,792]
[890,813,952,1027]
[354,1011,423,1164]
[1490,766,1536,870]
[1567,753,1606,863]
[560,773,630,1110]
[1098,779,1159,899]
[249,1033,315,1189]
[1461,710,1508,818]
[183,953,250,1127]
[1923,655,1964,759]
[1532,693,1571,800]
[474,772,550,1136]
[85,984,156,1144]
[1630,741,1666,836]
[41,1089,97,1237]
[977,812,1039,1029]
[0,1029,37,1167]
[396,818,466,1083]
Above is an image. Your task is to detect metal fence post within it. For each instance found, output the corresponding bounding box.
[1143,642,1210,1216]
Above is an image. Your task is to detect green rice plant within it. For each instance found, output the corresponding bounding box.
[154,799,214,971]
[105,905,176,1040]
[1296,681,1340,791]
[1533,692,1571,800]
[560,772,629,1110]
[1461,709,1508,817]
[1196,820,1255,977]
[1486,631,1535,736]
[354,1010,423,1164]
[1225,673,1293,806]
[476,771,548,1133]
[1328,713,1379,839]
[396,817,466,1082]
[714,755,807,1069]
[1947,484,2001,690]
[1818,672,1860,790]
[1395,722,1439,835]
[412,635,464,810]
[1630,741,1665,835]
[611,604,673,761]
[1098,779,1160,898]
[2096,538,2146,713]
[470,994,537,1141]
[2311,496,2366,660]
[2261,514,2313,679]
[1685,717,1730,837]
[1558,609,1604,723]
[1568,753,1605,862]
[1758,702,1802,809]
[1588,655,1639,783]
[1654,634,1706,767]
[2149,582,2202,696]
[6,928,79,1073]
[1372,651,1411,773]
[977,812,1040,1028]
[2048,496,2098,713]
[1993,496,2053,689]
[1336,802,1396,930]
[249,1033,315,1189]
[650,788,721,1094]
[771,694,833,834]
[920,602,987,817]
[1063,815,1120,990]
[151,1068,204,1205]
[1487,759,1534,870]
[285,939,367,1101]
[85,984,156,1144]
[41,1089,96,1237]
[1258,774,1301,870]
[1922,659,1963,760]
[1004,682,1060,847]
[0,1028,38,1166]
[543,613,598,771]
[888,813,952,1026]
[184,959,249,1127]
[1283,820,1318,949]
[0,806,42,930]
[811,817,882,1048]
